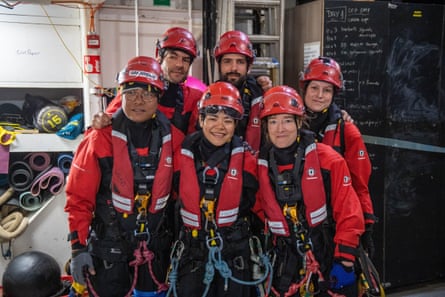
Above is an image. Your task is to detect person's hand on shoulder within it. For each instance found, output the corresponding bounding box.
[92,111,112,129]
[341,109,354,123]
[256,75,273,92]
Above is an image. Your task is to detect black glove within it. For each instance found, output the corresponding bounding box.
[361,223,375,259]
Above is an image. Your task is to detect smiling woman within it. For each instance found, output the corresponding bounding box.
[171,81,265,297]
[197,82,243,146]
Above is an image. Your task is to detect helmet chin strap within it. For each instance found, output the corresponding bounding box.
[307,107,329,117]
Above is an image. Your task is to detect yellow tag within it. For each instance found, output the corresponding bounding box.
[72,281,86,294]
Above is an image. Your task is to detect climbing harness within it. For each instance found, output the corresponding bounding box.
[167,161,273,297]
[200,169,272,297]
[117,134,168,296]
[122,192,168,296]
[271,228,344,297]
[84,195,168,297]
[128,240,169,295]
[202,232,273,296]
[273,204,342,297]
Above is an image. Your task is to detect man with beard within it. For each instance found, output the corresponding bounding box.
[213,30,265,152]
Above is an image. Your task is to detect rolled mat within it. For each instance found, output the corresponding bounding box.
[19,191,43,212]
[9,161,34,192]
[57,153,73,175]
[25,152,52,172]
[30,166,65,196]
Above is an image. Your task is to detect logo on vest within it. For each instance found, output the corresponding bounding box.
[252,117,260,127]
[306,167,317,180]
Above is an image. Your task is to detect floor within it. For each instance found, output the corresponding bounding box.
[386,281,445,297]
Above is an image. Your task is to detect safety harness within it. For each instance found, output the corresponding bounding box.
[125,128,169,295]
[168,138,273,297]
[263,142,343,297]
[83,115,171,297]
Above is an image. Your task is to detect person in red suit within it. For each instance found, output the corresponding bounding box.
[256,85,364,297]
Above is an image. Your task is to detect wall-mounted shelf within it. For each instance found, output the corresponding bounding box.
[9,133,82,153]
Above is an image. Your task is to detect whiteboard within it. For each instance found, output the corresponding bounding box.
[0,22,82,85]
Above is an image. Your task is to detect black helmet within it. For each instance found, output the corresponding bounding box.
[2,251,64,297]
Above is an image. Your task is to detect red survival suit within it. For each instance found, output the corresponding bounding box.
[312,104,375,225]
[234,75,263,152]
[174,131,259,297]
[257,130,364,296]
[65,109,173,296]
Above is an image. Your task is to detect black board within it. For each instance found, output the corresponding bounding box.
[323,1,445,289]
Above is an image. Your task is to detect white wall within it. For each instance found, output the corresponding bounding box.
[0,2,202,281]
[0,193,70,277]
[98,5,203,88]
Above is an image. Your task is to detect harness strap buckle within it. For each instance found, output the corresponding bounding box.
[206,229,223,249]
[232,255,245,270]
[203,166,219,185]
[134,224,150,242]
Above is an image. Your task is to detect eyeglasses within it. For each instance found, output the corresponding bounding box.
[123,88,157,103]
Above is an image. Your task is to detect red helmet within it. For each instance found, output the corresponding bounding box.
[299,56,343,91]
[260,85,305,119]
[214,30,255,64]
[156,27,198,58]
[199,81,244,120]
[117,56,164,91]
